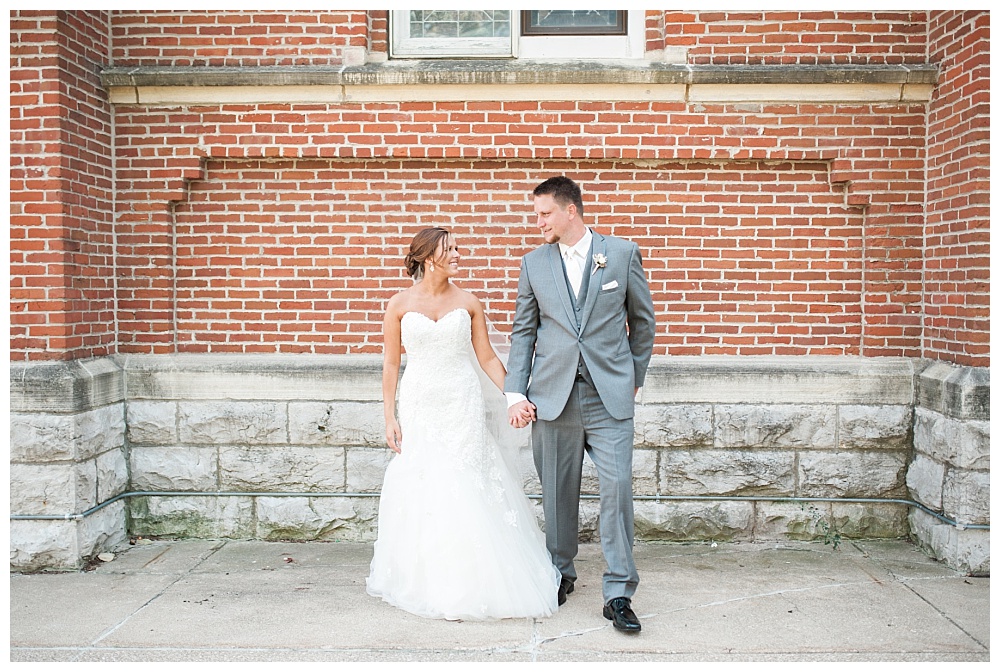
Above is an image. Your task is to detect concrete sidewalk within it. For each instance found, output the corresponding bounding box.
[9,538,989,662]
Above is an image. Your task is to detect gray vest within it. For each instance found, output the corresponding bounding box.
[560,247,595,386]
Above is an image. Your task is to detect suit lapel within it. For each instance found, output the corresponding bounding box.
[578,232,605,333]
[546,244,578,327]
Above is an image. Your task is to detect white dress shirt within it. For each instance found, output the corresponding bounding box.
[559,228,592,298]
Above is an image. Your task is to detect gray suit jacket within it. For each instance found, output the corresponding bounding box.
[504,231,656,421]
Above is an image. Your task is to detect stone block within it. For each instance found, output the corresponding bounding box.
[715,405,835,448]
[178,401,287,445]
[9,404,125,463]
[129,495,255,538]
[642,356,914,405]
[829,501,908,539]
[10,357,123,413]
[799,451,907,498]
[631,448,658,496]
[345,447,393,492]
[942,468,990,525]
[913,408,989,470]
[577,499,601,542]
[122,353,383,402]
[255,496,379,541]
[517,444,540,494]
[219,445,345,492]
[838,404,911,450]
[9,520,80,570]
[755,501,835,541]
[9,501,127,571]
[909,509,990,576]
[10,463,95,515]
[130,446,218,491]
[905,453,945,510]
[127,401,178,444]
[634,403,713,447]
[288,401,383,446]
[76,404,126,460]
[661,449,795,496]
[9,412,76,462]
[633,499,754,541]
[77,501,129,560]
[96,446,129,502]
[916,360,990,420]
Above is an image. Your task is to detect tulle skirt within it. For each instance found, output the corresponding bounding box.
[366,419,560,621]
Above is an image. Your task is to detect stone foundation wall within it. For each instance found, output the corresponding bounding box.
[9,354,989,573]
[907,361,990,575]
[9,359,129,570]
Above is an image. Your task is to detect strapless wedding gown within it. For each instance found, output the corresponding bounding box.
[366,308,560,620]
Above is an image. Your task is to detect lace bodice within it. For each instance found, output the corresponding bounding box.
[400,308,475,373]
[396,307,507,505]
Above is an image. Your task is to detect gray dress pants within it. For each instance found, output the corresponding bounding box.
[532,377,638,601]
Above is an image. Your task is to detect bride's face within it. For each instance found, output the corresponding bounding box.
[429,235,461,278]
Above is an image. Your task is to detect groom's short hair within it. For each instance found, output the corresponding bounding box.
[533,176,584,216]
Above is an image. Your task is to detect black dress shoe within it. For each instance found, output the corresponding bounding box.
[603,597,641,633]
[557,577,575,606]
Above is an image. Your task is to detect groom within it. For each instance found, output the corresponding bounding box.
[505,176,656,633]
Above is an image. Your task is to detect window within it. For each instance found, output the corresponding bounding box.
[521,10,626,36]
[389,10,643,60]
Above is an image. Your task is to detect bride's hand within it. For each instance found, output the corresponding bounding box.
[386,419,403,454]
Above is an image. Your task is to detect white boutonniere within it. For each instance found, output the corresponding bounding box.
[592,253,607,274]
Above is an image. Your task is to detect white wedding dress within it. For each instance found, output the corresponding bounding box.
[366,308,560,620]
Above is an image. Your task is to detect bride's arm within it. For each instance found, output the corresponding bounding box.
[469,298,507,392]
[382,296,404,453]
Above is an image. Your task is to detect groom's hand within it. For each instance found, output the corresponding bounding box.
[508,400,536,428]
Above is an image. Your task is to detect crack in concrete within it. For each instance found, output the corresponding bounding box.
[85,540,229,656]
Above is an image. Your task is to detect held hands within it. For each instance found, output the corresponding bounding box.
[507,400,537,429]
[386,418,403,454]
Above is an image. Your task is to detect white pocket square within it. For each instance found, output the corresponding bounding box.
[601,280,619,290]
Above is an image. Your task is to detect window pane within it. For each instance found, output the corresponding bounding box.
[522,10,626,35]
[408,9,511,40]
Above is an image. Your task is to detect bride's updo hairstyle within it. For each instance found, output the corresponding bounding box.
[404,226,451,280]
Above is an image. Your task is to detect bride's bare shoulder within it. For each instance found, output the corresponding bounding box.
[385,288,417,318]
[455,288,484,314]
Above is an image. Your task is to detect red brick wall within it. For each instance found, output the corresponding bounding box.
[112,99,922,357]
[8,10,990,366]
[110,10,369,66]
[10,10,115,361]
[923,11,990,367]
[664,11,928,64]
[106,10,929,66]
[168,158,862,355]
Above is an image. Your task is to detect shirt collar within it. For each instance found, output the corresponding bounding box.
[559,228,592,259]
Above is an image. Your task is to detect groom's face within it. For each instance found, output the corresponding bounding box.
[533,194,580,245]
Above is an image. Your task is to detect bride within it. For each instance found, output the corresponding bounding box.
[367,226,560,620]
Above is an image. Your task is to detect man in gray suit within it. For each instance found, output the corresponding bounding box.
[505,176,656,633]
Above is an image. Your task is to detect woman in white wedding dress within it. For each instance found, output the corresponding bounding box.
[367,227,560,620]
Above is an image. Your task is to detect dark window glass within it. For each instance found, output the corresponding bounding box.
[521,10,626,35]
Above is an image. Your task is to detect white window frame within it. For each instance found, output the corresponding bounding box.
[389,11,644,60]
[390,10,517,59]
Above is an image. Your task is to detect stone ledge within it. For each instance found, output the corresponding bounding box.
[10,358,124,413]
[101,63,938,104]
[641,355,915,405]
[118,353,384,402]
[916,359,990,420]
[100,62,939,88]
[9,354,919,406]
